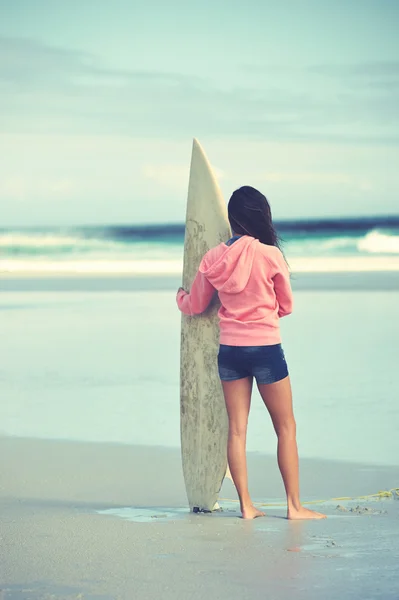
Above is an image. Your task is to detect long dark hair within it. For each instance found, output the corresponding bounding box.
[228,186,281,249]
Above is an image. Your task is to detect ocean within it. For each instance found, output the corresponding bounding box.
[1,216,399,275]
[1,215,399,469]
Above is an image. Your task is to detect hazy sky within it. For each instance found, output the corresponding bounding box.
[1,0,398,225]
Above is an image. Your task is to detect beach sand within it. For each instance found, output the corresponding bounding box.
[1,278,399,599]
[1,437,399,600]
[2,271,399,292]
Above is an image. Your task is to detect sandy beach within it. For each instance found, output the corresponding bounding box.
[1,436,399,600]
[1,279,399,599]
[2,271,399,292]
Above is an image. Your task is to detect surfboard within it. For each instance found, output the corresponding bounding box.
[180,138,231,512]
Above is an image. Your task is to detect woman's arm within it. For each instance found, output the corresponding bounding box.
[176,270,216,316]
[272,251,293,317]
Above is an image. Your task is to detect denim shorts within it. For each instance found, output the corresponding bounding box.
[218,344,289,385]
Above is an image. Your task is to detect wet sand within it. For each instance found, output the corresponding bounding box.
[2,270,399,291]
[1,437,398,600]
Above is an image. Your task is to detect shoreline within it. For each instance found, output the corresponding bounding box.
[1,436,399,600]
[2,270,399,291]
[2,435,398,507]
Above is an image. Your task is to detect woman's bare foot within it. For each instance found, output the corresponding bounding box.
[287,506,327,520]
[241,505,265,520]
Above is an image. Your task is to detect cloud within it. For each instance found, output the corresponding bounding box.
[307,61,399,94]
[261,171,352,185]
[0,132,398,224]
[141,162,225,191]
[0,176,27,201]
[258,171,376,195]
[245,61,399,83]
[0,36,198,86]
[0,174,74,201]
[0,36,398,145]
[141,164,189,189]
[308,61,399,78]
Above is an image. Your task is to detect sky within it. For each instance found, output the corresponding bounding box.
[0,0,398,226]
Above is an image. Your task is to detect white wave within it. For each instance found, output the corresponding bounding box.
[2,255,399,275]
[0,259,183,275]
[285,236,357,257]
[321,237,355,250]
[0,233,127,252]
[0,233,81,247]
[289,256,399,272]
[357,230,399,254]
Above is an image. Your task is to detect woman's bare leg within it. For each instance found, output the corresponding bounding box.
[221,377,264,519]
[257,376,326,520]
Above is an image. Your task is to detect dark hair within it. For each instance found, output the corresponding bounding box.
[228,186,281,249]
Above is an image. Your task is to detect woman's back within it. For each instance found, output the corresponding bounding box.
[199,236,293,346]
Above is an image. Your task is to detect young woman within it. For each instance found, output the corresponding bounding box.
[177,186,326,520]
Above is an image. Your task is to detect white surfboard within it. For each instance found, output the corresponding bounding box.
[180,138,231,512]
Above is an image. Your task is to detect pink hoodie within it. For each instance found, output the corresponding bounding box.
[176,236,293,346]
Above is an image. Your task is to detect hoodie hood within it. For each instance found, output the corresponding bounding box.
[200,236,259,294]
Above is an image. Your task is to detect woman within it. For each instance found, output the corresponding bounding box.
[176,186,326,520]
